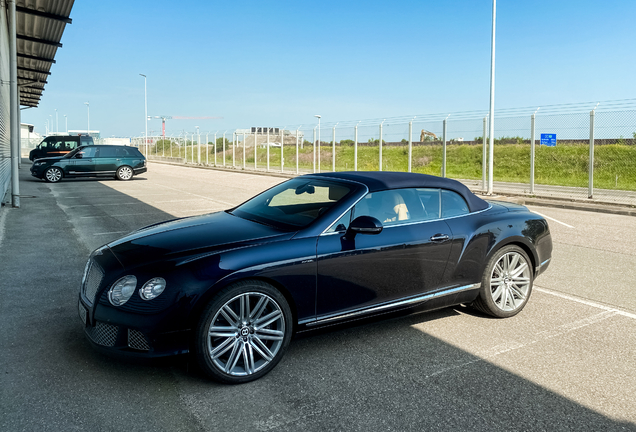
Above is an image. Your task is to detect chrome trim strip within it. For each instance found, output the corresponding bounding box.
[540,258,551,267]
[320,184,369,234]
[305,283,481,327]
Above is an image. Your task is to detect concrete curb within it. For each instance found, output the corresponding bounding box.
[147,160,636,217]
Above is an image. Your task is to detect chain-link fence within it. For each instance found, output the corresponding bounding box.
[131,108,636,206]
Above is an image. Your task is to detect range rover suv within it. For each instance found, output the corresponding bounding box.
[30,145,147,183]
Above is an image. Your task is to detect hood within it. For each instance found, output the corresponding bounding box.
[107,211,293,268]
[33,156,64,163]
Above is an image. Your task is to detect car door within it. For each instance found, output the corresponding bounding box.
[68,146,97,176]
[315,188,453,318]
[94,146,119,175]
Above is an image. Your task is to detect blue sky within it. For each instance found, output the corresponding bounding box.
[23,0,636,137]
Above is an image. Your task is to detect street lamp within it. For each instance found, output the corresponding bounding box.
[487,0,496,195]
[55,109,58,133]
[64,115,67,133]
[140,74,147,155]
[84,102,90,136]
[314,115,321,172]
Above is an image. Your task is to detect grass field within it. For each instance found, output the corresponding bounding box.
[153,142,636,191]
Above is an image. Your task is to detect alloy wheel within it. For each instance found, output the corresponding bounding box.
[45,168,62,183]
[489,251,531,312]
[206,292,286,377]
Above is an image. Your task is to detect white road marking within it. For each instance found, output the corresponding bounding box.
[532,210,575,228]
[535,286,636,320]
[93,231,129,236]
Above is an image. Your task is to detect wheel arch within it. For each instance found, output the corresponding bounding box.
[489,238,538,276]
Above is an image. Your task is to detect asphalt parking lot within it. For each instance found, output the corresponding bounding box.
[1,161,635,431]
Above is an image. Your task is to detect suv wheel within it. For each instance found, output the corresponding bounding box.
[44,167,63,183]
[116,166,134,181]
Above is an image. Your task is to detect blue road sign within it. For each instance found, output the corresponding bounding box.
[540,134,557,147]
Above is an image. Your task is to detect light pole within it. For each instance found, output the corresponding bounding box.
[487,0,496,195]
[84,102,90,136]
[196,126,200,163]
[314,115,321,172]
[49,115,52,134]
[64,115,67,133]
[139,74,147,155]
[55,109,58,133]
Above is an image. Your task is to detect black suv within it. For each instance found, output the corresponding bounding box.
[30,145,147,183]
[29,135,94,161]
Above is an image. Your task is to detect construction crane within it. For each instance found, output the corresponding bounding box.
[151,116,223,138]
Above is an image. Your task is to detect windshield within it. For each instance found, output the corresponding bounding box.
[230,178,354,230]
[64,147,82,158]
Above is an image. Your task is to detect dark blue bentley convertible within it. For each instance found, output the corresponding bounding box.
[78,172,552,383]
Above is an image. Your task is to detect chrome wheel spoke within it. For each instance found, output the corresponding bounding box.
[255,328,284,341]
[210,336,235,359]
[511,263,528,278]
[209,326,237,338]
[250,297,268,321]
[255,310,281,329]
[224,341,242,373]
[221,305,240,327]
[489,251,531,312]
[249,339,273,362]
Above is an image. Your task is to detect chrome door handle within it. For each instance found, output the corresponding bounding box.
[430,234,450,242]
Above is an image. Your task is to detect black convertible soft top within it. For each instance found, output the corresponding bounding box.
[309,171,489,212]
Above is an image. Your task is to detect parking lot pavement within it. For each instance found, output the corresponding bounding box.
[1,161,635,431]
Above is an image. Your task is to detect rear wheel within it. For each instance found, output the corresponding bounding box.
[116,166,133,181]
[44,167,63,183]
[195,280,293,384]
[472,245,533,318]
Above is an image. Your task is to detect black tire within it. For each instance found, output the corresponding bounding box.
[116,166,134,181]
[472,245,534,318]
[195,280,293,384]
[44,167,63,183]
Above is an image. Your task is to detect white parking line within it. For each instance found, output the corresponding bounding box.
[532,210,575,228]
[535,286,636,320]
[93,231,129,236]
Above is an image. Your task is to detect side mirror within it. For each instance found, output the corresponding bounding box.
[75,153,83,159]
[344,216,383,240]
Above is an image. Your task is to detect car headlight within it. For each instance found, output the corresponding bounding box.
[34,161,44,166]
[108,275,137,306]
[139,277,166,300]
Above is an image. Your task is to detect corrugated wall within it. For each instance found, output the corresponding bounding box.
[0,3,12,203]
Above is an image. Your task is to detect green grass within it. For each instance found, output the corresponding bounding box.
[149,142,636,191]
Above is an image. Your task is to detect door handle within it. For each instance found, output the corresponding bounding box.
[430,234,450,242]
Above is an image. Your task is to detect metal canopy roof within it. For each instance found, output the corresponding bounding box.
[14,0,75,107]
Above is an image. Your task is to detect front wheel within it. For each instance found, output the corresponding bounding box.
[116,166,134,181]
[472,245,533,318]
[44,167,63,183]
[195,280,293,384]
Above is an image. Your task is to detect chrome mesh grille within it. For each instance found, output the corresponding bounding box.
[83,260,104,304]
[86,322,118,347]
[127,329,150,351]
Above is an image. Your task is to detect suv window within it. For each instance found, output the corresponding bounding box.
[78,147,97,158]
[98,146,118,158]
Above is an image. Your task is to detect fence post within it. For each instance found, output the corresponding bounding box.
[223,132,226,166]
[379,120,385,171]
[296,129,299,174]
[442,118,447,177]
[214,132,217,166]
[205,133,208,165]
[589,110,595,199]
[243,132,246,169]
[482,117,487,192]
[408,120,413,173]
[197,133,201,164]
[530,114,536,194]
[281,128,284,173]
[192,134,195,164]
[232,132,236,167]
[354,124,358,171]
[254,131,257,170]
[332,124,336,172]
[267,128,270,172]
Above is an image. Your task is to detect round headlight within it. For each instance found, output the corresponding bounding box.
[139,277,166,301]
[108,275,137,306]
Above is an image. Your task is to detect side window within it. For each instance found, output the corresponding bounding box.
[63,140,77,151]
[326,209,352,233]
[39,139,50,149]
[441,190,469,218]
[52,138,66,150]
[79,147,97,158]
[353,190,412,226]
[415,189,440,220]
[99,146,118,158]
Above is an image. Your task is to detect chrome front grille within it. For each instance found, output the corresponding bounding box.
[128,329,150,351]
[86,322,118,347]
[83,260,104,304]
[78,301,87,325]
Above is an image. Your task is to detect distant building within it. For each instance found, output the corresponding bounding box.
[68,129,101,138]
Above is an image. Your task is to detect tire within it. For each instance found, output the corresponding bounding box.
[472,245,533,318]
[195,280,293,384]
[116,166,134,181]
[44,167,63,183]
